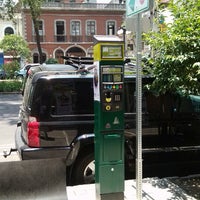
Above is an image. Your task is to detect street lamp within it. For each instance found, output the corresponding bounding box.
[117,26,126,56]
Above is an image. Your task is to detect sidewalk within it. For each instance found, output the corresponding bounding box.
[67,178,196,200]
[0,152,197,200]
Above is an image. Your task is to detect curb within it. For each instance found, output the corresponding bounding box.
[0,92,21,94]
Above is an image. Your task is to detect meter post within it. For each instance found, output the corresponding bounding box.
[93,35,125,200]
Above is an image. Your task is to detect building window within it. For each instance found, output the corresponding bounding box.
[33,53,39,63]
[55,49,64,64]
[86,20,96,42]
[67,46,85,57]
[70,20,81,42]
[106,21,116,35]
[38,20,44,39]
[86,20,95,35]
[33,52,47,63]
[55,21,65,42]
[33,20,44,42]
[4,27,14,35]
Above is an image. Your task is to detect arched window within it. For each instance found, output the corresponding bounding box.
[67,47,85,57]
[4,27,14,35]
[33,52,47,63]
[33,53,39,63]
[55,49,64,64]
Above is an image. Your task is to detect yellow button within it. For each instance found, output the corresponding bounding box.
[106,105,111,111]
[106,97,111,102]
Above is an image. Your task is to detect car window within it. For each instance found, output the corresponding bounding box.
[31,78,94,118]
[23,76,33,108]
[179,95,200,113]
[124,81,148,113]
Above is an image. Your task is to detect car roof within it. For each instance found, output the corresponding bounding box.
[22,63,40,68]
[27,63,78,83]
[25,63,40,66]
[27,63,154,84]
[30,72,153,85]
[30,63,77,73]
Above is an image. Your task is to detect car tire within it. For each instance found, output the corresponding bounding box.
[72,151,95,185]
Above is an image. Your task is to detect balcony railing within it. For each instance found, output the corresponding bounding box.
[85,35,93,42]
[32,35,45,42]
[41,3,126,11]
[70,35,83,43]
[54,35,67,42]
[32,34,94,43]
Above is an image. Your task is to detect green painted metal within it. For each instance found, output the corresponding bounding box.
[93,36,125,198]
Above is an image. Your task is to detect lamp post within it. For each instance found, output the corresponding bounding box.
[117,26,126,56]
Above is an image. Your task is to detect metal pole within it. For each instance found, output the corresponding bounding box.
[136,12,143,200]
[122,27,126,56]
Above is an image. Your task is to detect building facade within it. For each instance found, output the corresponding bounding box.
[0,0,23,40]
[0,0,23,64]
[22,0,126,63]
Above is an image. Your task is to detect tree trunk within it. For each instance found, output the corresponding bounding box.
[32,18,43,64]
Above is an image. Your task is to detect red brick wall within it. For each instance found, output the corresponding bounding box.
[23,6,125,62]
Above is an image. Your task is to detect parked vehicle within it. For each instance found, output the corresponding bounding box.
[15,63,200,186]
[14,63,40,80]
[0,68,6,79]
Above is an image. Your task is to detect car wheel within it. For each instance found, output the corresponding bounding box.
[72,152,95,185]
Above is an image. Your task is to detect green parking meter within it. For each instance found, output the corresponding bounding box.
[93,35,125,200]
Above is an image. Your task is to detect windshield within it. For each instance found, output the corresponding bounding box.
[31,78,94,119]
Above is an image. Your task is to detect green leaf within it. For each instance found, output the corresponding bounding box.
[144,0,200,95]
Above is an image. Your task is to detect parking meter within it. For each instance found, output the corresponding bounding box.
[93,35,124,200]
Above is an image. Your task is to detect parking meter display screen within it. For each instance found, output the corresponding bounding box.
[101,45,123,59]
[102,74,122,82]
[103,74,112,82]
[113,74,122,82]
[102,67,122,73]
[102,66,123,83]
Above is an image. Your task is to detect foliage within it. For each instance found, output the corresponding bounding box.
[144,0,200,95]
[46,58,58,64]
[22,0,44,17]
[0,0,15,20]
[0,80,23,92]
[3,61,20,79]
[0,34,30,59]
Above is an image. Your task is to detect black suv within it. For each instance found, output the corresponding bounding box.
[15,63,200,185]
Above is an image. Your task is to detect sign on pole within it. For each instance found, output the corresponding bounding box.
[126,0,149,17]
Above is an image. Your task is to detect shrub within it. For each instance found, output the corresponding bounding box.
[3,61,20,79]
[46,58,58,64]
[0,80,23,92]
